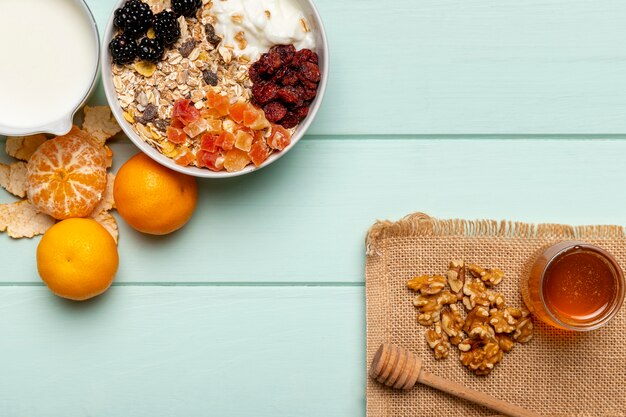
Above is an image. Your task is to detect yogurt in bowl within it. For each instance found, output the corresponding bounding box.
[102,0,328,178]
[0,0,99,136]
[213,0,316,61]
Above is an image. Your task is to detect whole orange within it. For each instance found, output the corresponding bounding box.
[114,153,198,235]
[37,218,119,301]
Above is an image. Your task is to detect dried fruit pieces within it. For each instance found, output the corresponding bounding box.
[408,260,533,376]
[165,97,290,172]
[250,45,321,128]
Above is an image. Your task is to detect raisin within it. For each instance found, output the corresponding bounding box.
[141,103,157,122]
[179,39,196,58]
[202,69,218,86]
[153,118,170,132]
[205,23,221,46]
[263,101,287,123]
[299,62,320,82]
[252,82,279,105]
[294,106,309,120]
[270,44,296,64]
[280,112,299,129]
[278,86,300,104]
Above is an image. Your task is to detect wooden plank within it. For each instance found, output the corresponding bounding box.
[0,286,365,417]
[3,138,626,283]
[87,0,626,134]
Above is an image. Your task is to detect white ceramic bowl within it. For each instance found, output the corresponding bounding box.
[101,0,328,178]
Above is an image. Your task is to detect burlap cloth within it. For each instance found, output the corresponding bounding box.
[365,213,626,417]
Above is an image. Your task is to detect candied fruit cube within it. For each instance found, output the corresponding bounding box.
[249,140,270,167]
[267,125,291,150]
[206,118,223,133]
[243,107,271,130]
[175,151,194,166]
[201,108,223,119]
[200,133,219,153]
[234,130,253,152]
[206,89,230,116]
[223,148,251,172]
[228,101,248,124]
[166,126,187,144]
[215,131,235,151]
[183,118,209,138]
[172,99,201,125]
[196,150,224,172]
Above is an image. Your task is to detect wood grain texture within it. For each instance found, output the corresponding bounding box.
[0,286,365,417]
[89,0,626,134]
[3,138,626,283]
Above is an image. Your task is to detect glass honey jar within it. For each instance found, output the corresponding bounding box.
[522,241,625,331]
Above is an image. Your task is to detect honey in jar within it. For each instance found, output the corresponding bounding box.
[523,241,625,331]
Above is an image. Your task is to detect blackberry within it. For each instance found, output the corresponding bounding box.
[113,0,154,38]
[153,11,180,46]
[137,37,164,63]
[172,0,202,18]
[109,33,137,64]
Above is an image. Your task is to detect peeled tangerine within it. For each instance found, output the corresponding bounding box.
[27,127,108,220]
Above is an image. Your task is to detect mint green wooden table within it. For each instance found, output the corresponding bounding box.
[3,1,626,415]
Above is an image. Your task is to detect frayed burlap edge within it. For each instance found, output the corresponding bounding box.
[366,212,625,256]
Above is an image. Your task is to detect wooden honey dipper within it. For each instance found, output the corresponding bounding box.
[369,343,542,417]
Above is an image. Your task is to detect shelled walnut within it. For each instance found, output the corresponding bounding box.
[425,323,451,359]
[468,264,505,286]
[441,304,465,345]
[413,290,458,325]
[459,337,504,376]
[407,274,447,295]
[446,260,465,295]
[408,259,533,376]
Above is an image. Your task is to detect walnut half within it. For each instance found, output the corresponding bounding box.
[413,290,458,326]
[426,323,451,359]
[459,337,504,376]
[441,304,466,345]
[446,260,465,295]
[468,264,504,287]
[407,275,447,295]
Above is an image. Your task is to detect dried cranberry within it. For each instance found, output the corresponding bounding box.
[303,88,318,101]
[252,82,279,105]
[294,106,309,119]
[258,52,282,75]
[280,112,299,129]
[300,79,319,91]
[299,62,320,82]
[293,49,314,65]
[278,86,300,104]
[263,101,287,123]
[271,44,296,64]
[280,71,299,86]
[249,64,261,83]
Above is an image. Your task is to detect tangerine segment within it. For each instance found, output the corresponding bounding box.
[27,127,108,220]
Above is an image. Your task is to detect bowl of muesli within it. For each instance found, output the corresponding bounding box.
[102,0,328,177]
